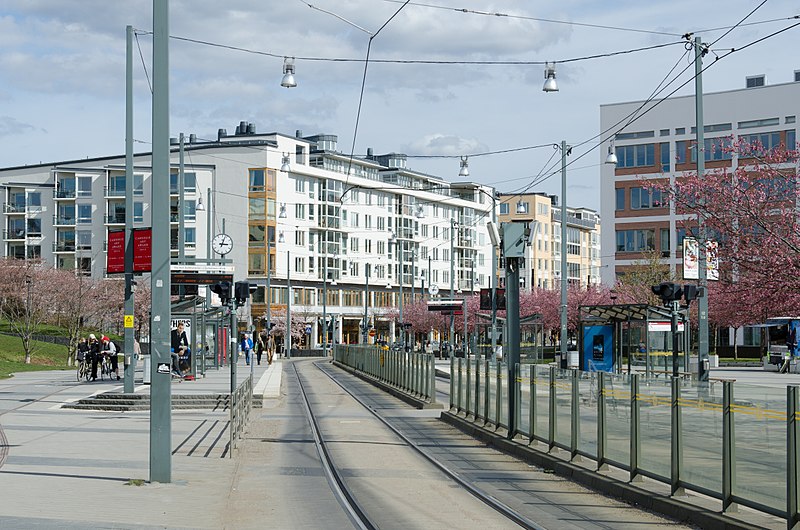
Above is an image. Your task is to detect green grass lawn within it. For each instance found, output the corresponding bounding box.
[0,334,71,379]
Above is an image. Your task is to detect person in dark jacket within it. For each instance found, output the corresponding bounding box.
[88,333,102,381]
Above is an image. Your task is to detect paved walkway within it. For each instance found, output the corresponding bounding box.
[0,356,285,529]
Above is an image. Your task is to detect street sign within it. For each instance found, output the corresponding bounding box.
[369,329,376,337]
[427,300,462,312]
[171,272,234,285]
[124,315,134,328]
[305,324,312,335]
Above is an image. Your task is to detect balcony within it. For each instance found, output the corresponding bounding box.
[4,229,25,240]
[53,189,76,199]
[103,186,126,198]
[53,242,76,253]
[53,215,76,226]
[106,213,126,225]
[3,204,26,214]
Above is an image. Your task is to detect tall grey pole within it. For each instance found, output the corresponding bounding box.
[178,133,185,261]
[559,140,569,364]
[123,24,135,394]
[266,236,271,347]
[399,237,404,350]
[411,248,416,306]
[363,264,370,344]
[323,234,328,355]
[506,255,521,437]
[450,218,456,357]
[205,187,212,309]
[286,250,291,358]
[427,256,432,299]
[694,36,709,382]
[490,192,498,362]
[150,0,171,484]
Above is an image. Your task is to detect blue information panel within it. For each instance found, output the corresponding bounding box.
[582,325,614,372]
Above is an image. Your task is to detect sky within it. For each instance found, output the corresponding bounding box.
[1,1,798,211]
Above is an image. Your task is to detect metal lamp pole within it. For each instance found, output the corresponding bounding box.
[362,264,370,344]
[123,24,135,394]
[286,250,291,359]
[322,232,328,356]
[559,140,569,365]
[450,218,457,358]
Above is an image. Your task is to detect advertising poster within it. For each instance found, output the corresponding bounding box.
[582,325,614,372]
[683,238,719,280]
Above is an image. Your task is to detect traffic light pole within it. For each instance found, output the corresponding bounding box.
[230,298,237,397]
[671,300,680,378]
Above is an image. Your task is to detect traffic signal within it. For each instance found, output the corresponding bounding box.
[479,288,491,310]
[496,288,506,310]
[234,281,251,306]
[651,282,683,305]
[210,281,232,304]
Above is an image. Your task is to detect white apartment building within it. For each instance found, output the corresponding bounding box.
[600,73,800,350]
[0,123,495,346]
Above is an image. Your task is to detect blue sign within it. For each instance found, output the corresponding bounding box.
[582,325,614,372]
[305,324,312,335]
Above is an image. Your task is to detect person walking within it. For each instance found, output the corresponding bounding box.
[241,333,253,366]
[255,332,265,365]
[266,332,275,365]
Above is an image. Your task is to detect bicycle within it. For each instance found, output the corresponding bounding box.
[100,354,113,380]
[76,356,91,382]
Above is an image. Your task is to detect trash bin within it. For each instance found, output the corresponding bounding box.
[143,355,151,385]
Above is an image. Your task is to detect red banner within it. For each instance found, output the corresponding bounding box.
[106,230,125,274]
[133,228,152,273]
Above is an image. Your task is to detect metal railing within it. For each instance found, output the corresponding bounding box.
[334,344,437,404]
[450,360,800,527]
[229,373,253,456]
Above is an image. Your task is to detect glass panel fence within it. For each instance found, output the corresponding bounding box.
[498,362,509,429]
[534,365,550,442]
[637,376,672,481]
[487,362,498,424]
[577,371,599,459]
[517,364,532,438]
[679,378,722,494]
[554,368,572,448]
[604,372,631,468]
[731,382,786,513]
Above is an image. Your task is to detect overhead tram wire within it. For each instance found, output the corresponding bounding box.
[131,28,684,67]
[517,19,800,197]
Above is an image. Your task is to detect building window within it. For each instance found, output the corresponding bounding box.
[295,256,305,273]
[740,132,782,156]
[738,117,779,129]
[295,203,306,219]
[660,142,670,172]
[675,128,685,135]
[537,202,549,215]
[185,227,196,245]
[616,143,655,168]
[28,192,41,207]
[134,202,143,223]
[27,245,41,260]
[630,187,663,209]
[26,218,41,237]
[676,140,687,164]
[134,174,144,195]
[77,230,92,250]
[249,225,265,246]
[295,177,305,193]
[660,129,670,136]
[615,188,625,210]
[499,203,509,215]
[615,229,655,252]
[746,75,765,88]
[249,198,266,221]
[77,176,93,198]
[615,130,655,140]
[660,228,670,256]
[77,204,92,223]
[295,231,305,246]
[249,169,265,191]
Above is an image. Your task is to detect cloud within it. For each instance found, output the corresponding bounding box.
[403,133,488,156]
[0,116,38,138]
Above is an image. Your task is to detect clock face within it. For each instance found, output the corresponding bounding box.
[212,233,233,255]
[428,284,440,296]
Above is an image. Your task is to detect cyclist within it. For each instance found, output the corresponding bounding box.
[102,336,120,381]
[88,334,102,381]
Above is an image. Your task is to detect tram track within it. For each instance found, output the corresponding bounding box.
[293,359,544,530]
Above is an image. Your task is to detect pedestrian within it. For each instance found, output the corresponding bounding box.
[76,337,89,365]
[266,333,275,365]
[255,332,265,365]
[102,336,120,380]
[241,333,253,366]
[88,333,102,381]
